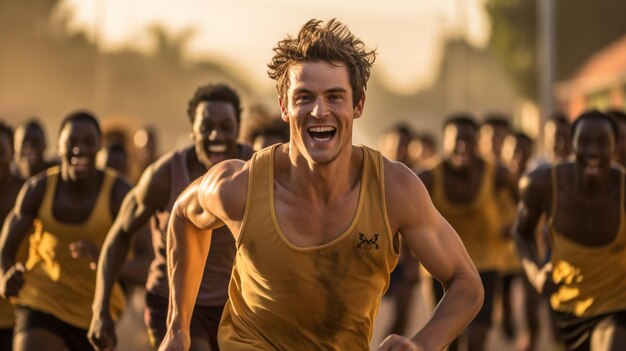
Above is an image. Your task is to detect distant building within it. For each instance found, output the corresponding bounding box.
[557,35,626,117]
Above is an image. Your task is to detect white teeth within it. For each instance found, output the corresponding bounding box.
[308,126,336,133]
[71,157,88,165]
[209,145,227,153]
[312,135,331,142]
[587,160,600,166]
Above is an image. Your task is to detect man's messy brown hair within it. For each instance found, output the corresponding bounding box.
[267,18,376,107]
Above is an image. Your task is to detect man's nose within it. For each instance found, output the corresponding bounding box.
[311,98,328,119]
[455,141,467,153]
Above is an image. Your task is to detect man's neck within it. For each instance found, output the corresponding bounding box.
[574,166,613,199]
[283,144,361,204]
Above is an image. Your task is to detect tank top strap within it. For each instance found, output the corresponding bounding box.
[476,159,494,201]
[362,146,395,252]
[168,147,192,210]
[618,168,626,234]
[431,161,444,202]
[38,166,60,220]
[238,144,276,248]
[547,165,558,227]
[91,169,117,223]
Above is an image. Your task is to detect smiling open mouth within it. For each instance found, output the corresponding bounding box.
[209,144,227,153]
[307,126,336,142]
[70,156,90,170]
[585,159,601,173]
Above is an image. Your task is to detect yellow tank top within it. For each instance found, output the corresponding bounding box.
[17,167,125,329]
[218,145,399,350]
[431,160,503,271]
[548,167,626,317]
[0,301,12,329]
[497,189,521,273]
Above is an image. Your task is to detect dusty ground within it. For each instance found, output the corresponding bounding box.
[114,277,563,351]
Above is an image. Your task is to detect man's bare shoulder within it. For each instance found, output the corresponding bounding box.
[519,164,553,206]
[521,164,552,190]
[134,148,190,208]
[141,148,182,183]
[237,142,254,161]
[12,171,48,216]
[199,158,251,223]
[383,158,432,224]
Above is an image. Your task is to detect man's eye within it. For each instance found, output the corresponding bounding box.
[295,95,311,103]
[329,94,343,101]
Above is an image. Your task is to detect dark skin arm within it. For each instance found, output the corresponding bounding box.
[109,176,154,286]
[513,167,555,294]
[118,223,153,286]
[89,160,171,351]
[0,175,46,298]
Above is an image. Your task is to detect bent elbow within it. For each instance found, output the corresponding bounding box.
[469,273,485,317]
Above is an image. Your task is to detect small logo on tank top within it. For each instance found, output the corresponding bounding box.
[357,233,379,250]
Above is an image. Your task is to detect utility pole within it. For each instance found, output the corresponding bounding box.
[538,0,555,131]
[93,0,108,114]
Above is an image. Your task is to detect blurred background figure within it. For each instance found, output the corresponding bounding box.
[96,123,154,351]
[527,113,572,171]
[12,119,56,179]
[514,111,626,351]
[407,132,438,172]
[379,123,413,166]
[0,120,26,351]
[419,113,518,351]
[240,103,289,151]
[378,123,423,337]
[479,114,511,162]
[499,131,548,351]
[608,109,626,168]
[98,126,131,179]
[97,142,129,176]
[0,111,129,351]
[501,132,534,176]
[250,117,289,151]
[132,126,159,178]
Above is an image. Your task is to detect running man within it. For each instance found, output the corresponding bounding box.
[0,111,128,351]
[88,83,253,351]
[0,121,25,350]
[419,114,518,351]
[12,119,56,179]
[515,110,626,351]
[160,18,483,351]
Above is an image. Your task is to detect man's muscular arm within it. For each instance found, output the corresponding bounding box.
[89,162,169,350]
[513,168,553,293]
[0,176,45,298]
[160,159,248,351]
[380,161,482,351]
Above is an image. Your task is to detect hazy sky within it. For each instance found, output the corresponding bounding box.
[58,0,490,94]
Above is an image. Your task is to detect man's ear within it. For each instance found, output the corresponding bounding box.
[279,98,289,122]
[353,94,365,119]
